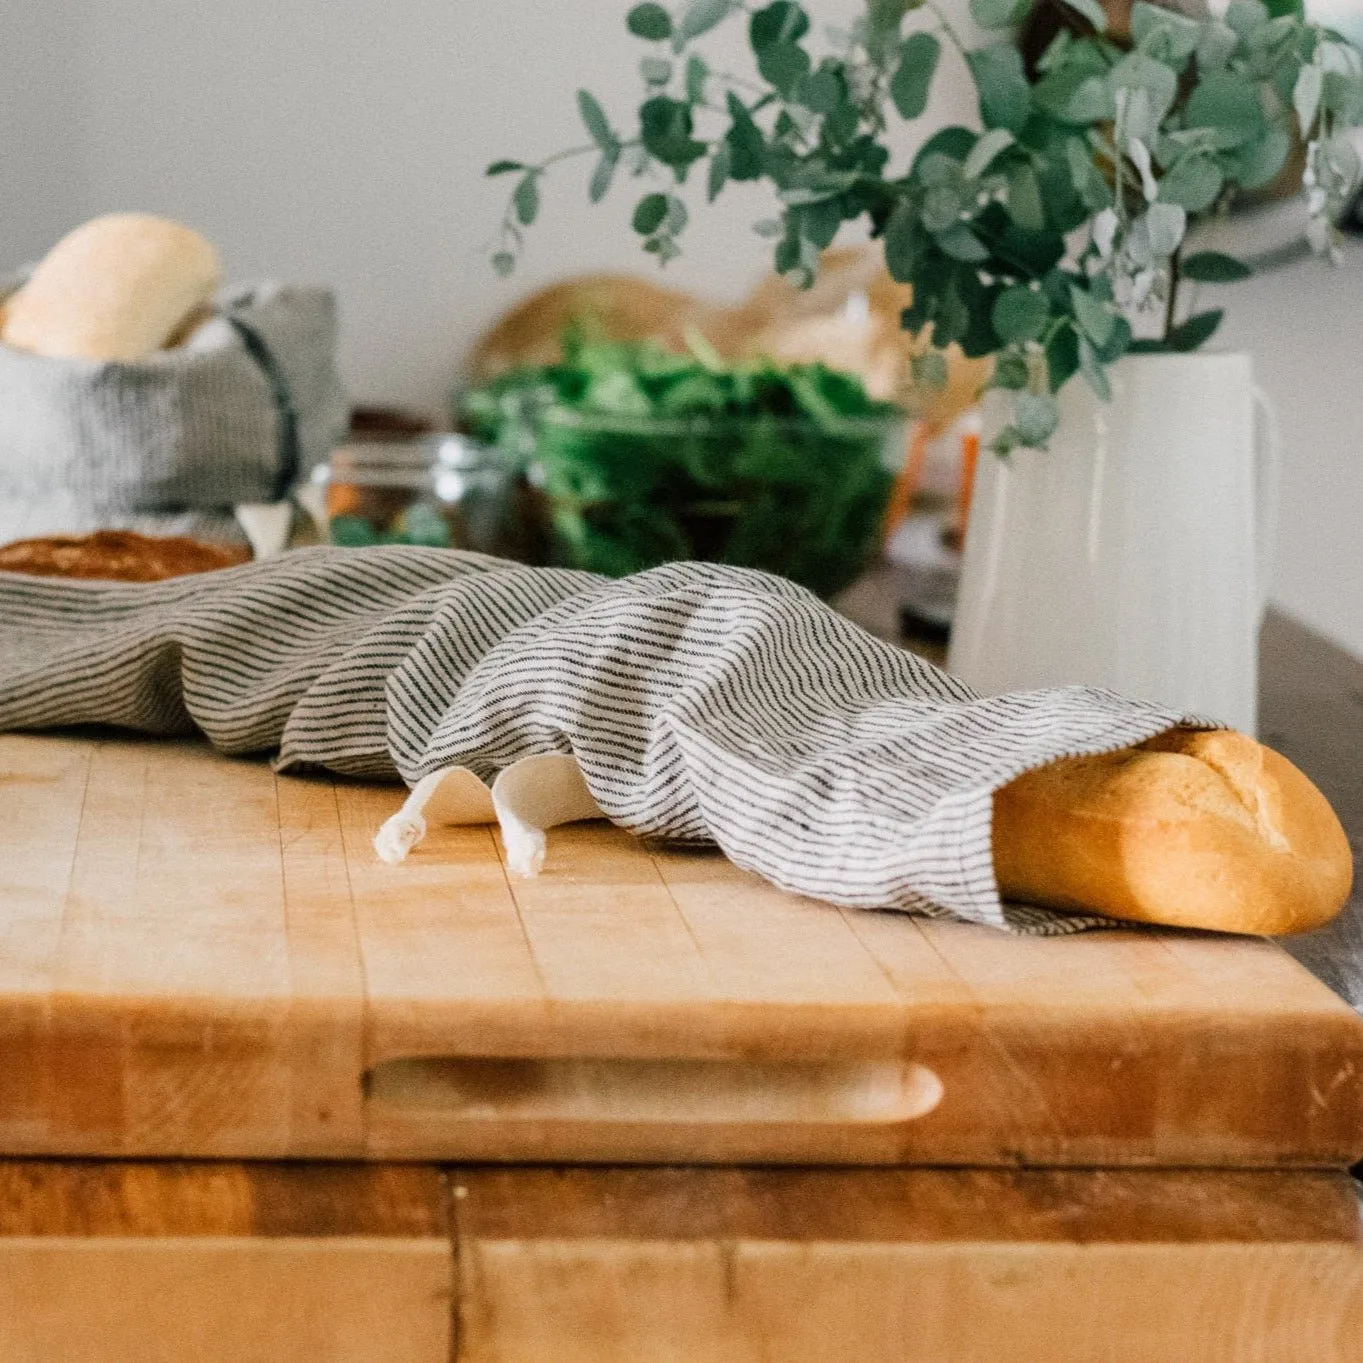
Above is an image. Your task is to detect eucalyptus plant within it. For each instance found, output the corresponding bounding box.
[489,0,1363,451]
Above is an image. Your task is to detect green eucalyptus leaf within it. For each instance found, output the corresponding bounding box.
[1181,251,1253,282]
[725,92,766,180]
[1109,53,1179,135]
[750,1,809,50]
[1145,201,1187,256]
[627,2,673,40]
[1046,323,1081,391]
[1165,308,1225,350]
[1226,122,1290,188]
[633,192,670,234]
[1323,69,1363,123]
[753,217,784,238]
[993,349,1031,389]
[1131,2,1200,63]
[1091,313,1132,364]
[1034,64,1115,124]
[1224,0,1269,40]
[890,31,940,120]
[577,91,616,150]
[968,42,1032,133]
[491,251,516,277]
[1185,71,1265,149]
[963,127,1015,180]
[589,149,620,203]
[917,151,963,189]
[640,95,708,168]
[992,285,1050,343]
[1065,139,1113,210]
[1069,283,1116,346]
[1078,336,1111,398]
[758,41,812,95]
[1158,154,1225,211]
[936,222,991,261]
[883,202,928,283]
[913,126,978,170]
[1015,391,1061,447]
[678,0,732,42]
[1006,162,1050,229]
[932,272,975,349]
[799,64,845,114]
[1323,131,1362,192]
[1057,0,1107,32]
[1196,21,1239,71]
[968,0,1029,29]
[514,174,540,226]
[993,221,1067,277]
[707,142,732,201]
[1294,63,1323,136]
[1037,29,1074,74]
[685,53,709,103]
[867,0,917,46]
[486,159,526,176]
[665,196,689,234]
[922,184,964,233]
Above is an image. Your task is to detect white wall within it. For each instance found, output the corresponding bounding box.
[7,0,1362,656]
[0,1,86,263]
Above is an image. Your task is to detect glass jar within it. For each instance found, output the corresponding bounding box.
[313,435,542,560]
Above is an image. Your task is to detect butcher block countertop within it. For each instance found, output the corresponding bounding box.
[2,723,1361,1168]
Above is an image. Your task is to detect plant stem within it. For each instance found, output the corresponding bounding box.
[923,1,970,60]
[1163,246,1182,345]
[537,143,603,171]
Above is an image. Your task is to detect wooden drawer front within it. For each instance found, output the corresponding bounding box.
[0,1163,452,1363]
[451,1167,1363,1363]
[1,1162,1359,1363]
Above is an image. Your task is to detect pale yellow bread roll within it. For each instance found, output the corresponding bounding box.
[2,213,221,362]
[993,728,1353,935]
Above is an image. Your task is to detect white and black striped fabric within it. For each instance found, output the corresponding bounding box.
[0,545,1199,934]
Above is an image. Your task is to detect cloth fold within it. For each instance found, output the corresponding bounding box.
[0,546,1197,933]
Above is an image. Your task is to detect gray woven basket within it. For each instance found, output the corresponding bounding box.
[0,281,349,546]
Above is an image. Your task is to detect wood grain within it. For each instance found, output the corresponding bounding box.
[1,730,1361,1166]
[0,1162,452,1363]
[452,1166,1363,1363]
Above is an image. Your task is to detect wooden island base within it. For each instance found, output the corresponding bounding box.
[0,1161,1358,1363]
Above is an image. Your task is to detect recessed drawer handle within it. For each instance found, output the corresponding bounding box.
[365,1057,943,1126]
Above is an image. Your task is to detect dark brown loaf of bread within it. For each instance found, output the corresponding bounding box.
[0,531,248,582]
[993,728,1353,935]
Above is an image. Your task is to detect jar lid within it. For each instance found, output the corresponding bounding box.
[327,434,495,476]
[328,441,432,476]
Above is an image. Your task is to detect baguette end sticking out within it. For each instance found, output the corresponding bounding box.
[993,728,1353,935]
[1,213,221,363]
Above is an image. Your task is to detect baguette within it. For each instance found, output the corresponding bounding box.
[993,728,1353,935]
[2,214,221,362]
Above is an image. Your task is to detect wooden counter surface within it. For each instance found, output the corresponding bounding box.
[1,724,1361,1167]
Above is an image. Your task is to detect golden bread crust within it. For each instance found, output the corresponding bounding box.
[993,728,1353,935]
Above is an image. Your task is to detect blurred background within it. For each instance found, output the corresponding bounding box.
[4,0,1362,656]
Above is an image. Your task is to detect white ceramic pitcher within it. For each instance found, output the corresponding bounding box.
[947,353,1280,734]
